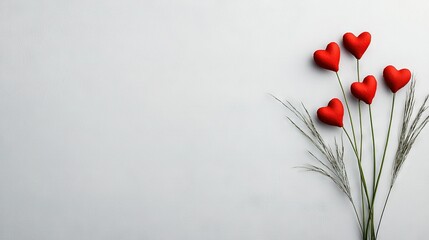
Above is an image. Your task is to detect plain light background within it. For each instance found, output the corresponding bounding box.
[1,0,429,239]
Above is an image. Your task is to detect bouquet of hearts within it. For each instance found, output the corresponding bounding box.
[274,32,429,240]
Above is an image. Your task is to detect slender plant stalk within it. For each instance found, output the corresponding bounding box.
[375,94,396,190]
[351,198,364,233]
[369,104,377,240]
[357,60,363,161]
[336,72,358,149]
[356,60,366,239]
[342,127,371,207]
[376,186,393,237]
[366,93,396,238]
[369,106,377,193]
[357,122,367,240]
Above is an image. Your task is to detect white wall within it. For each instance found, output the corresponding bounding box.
[1,0,429,239]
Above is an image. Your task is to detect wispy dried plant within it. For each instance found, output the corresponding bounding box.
[270,94,352,200]
[391,80,429,186]
[375,80,429,238]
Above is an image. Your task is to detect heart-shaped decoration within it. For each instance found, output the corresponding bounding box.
[351,75,377,104]
[383,65,411,93]
[317,98,344,127]
[313,42,340,72]
[343,32,371,59]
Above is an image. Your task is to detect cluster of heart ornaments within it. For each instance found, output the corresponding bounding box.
[313,32,411,127]
[274,30,429,240]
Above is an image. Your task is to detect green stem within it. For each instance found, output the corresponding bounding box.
[369,105,376,195]
[366,93,396,238]
[369,104,377,240]
[336,72,358,149]
[342,127,371,208]
[376,187,393,237]
[357,60,363,165]
[356,60,366,239]
[350,199,364,234]
[375,94,396,195]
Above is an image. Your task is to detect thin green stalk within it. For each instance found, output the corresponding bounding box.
[369,104,377,240]
[369,105,377,194]
[336,72,358,149]
[357,59,360,81]
[376,187,393,237]
[374,94,396,194]
[342,127,371,207]
[351,199,364,234]
[366,93,396,238]
[357,60,363,164]
[337,74,367,237]
[357,61,363,162]
[357,60,366,239]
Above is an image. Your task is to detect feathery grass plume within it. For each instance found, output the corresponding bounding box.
[271,94,351,200]
[391,79,429,186]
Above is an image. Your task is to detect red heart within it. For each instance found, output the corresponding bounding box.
[350,75,377,104]
[343,32,371,59]
[313,42,340,72]
[317,98,344,127]
[383,65,411,93]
